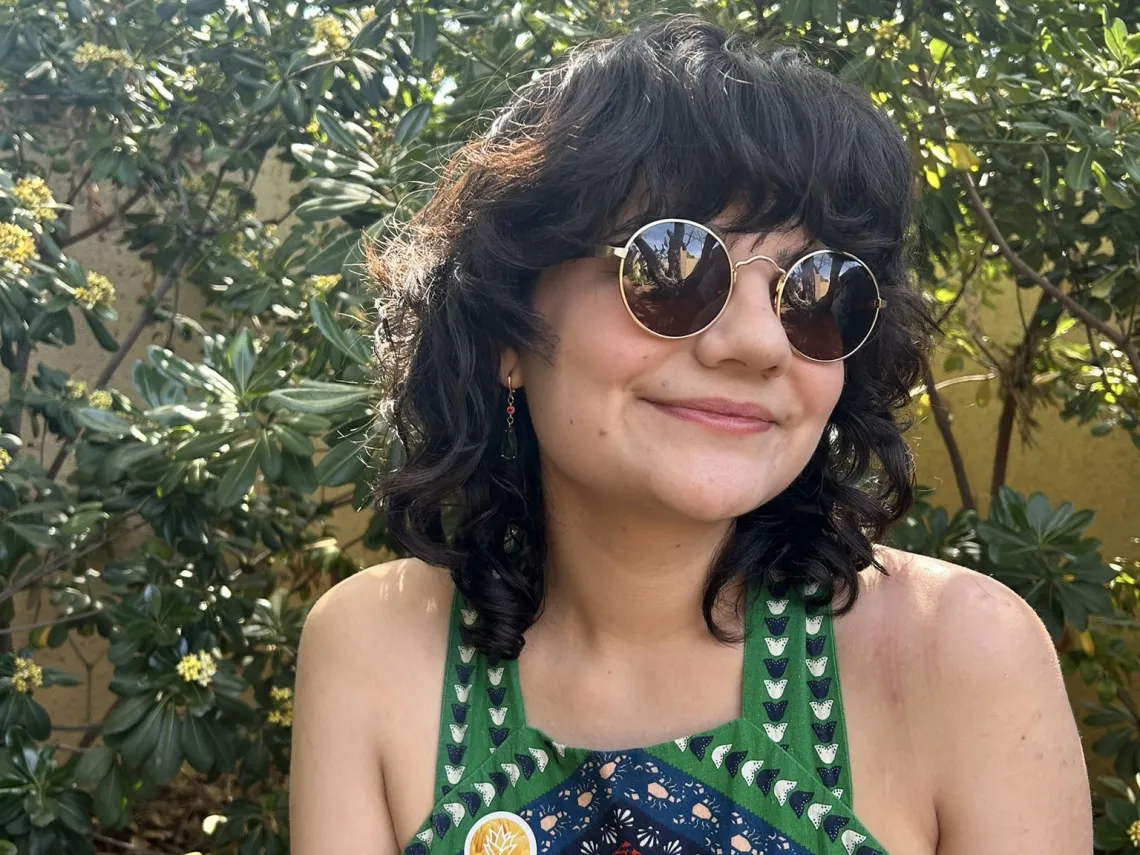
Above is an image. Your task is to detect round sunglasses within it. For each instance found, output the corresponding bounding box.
[594,218,887,363]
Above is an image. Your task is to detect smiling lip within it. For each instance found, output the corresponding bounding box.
[646,397,778,435]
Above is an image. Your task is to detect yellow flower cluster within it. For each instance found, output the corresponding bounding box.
[1130,819,1140,847]
[64,380,88,399]
[88,390,112,410]
[312,17,350,53]
[0,448,10,472]
[305,118,320,137]
[10,656,43,694]
[267,686,294,727]
[309,275,341,296]
[73,272,115,308]
[0,223,36,266]
[176,651,217,687]
[12,176,56,222]
[74,43,134,71]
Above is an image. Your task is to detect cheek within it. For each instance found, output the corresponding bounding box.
[790,361,845,433]
[521,267,660,450]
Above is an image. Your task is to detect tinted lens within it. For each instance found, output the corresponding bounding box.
[780,252,880,362]
[621,220,732,337]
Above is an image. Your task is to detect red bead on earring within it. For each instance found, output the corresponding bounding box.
[501,374,518,460]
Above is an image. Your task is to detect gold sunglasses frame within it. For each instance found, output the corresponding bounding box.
[594,217,888,364]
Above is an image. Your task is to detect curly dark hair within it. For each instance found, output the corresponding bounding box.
[371,14,939,659]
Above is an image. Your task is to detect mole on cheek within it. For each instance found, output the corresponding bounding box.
[599,428,608,438]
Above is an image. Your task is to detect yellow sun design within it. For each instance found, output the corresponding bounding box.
[465,813,535,855]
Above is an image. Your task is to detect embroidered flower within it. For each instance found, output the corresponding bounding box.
[636,827,659,849]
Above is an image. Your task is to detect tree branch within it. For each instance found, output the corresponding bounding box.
[59,185,147,248]
[922,361,975,510]
[918,86,1140,385]
[0,609,100,636]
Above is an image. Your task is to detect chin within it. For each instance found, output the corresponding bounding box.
[652,477,780,524]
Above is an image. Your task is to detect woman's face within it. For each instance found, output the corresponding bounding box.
[507,219,844,523]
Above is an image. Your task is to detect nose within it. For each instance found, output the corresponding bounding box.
[690,253,795,375]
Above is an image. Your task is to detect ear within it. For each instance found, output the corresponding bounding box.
[499,348,523,389]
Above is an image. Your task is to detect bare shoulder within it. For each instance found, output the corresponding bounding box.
[856,547,1089,852]
[296,557,455,739]
[859,545,1057,676]
[290,558,455,853]
[303,556,454,652]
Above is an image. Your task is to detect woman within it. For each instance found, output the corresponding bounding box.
[290,16,1091,855]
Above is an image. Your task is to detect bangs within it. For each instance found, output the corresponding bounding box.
[484,18,913,273]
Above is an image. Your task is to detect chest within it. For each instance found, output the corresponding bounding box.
[385,611,938,854]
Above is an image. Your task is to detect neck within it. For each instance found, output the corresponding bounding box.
[536,481,741,650]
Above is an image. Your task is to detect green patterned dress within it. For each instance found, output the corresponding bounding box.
[401,579,888,855]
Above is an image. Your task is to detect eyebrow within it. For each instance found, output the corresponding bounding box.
[747,233,827,269]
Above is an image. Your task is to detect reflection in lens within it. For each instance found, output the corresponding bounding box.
[780,252,879,361]
[622,221,731,337]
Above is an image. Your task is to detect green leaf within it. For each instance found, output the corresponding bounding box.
[305,233,356,276]
[251,80,282,115]
[394,102,432,146]
[74,745,114,788]
[295,196,369,221]
[215,440,260,507]
[83,310,119,352]
[73,407,132,437]
[92,762,126,827]
[1105,17,1130,64]
[120,700,165,769]
[6,524,58,550]
[181,712,214,773]
[270,424,313,455]
[781,0,810,25]
[54,792,89,835]
[314,439,368,487]
[144,705,183,784]
[228,328,256,393]
[810,0,839,29]
[1124,151,1140,185]
[173,430,243,460]
[268,381,371,414]
[101,693,155,736]
[311,298,370,365]
[411,11,438,62]
[1064,147,1094,191]
[289,144,365,177]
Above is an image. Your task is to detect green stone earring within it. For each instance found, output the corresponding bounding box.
[500,375,518,460]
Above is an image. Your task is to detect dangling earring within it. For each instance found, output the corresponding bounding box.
[500,374,518,460]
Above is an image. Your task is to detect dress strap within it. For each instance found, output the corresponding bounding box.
[741,579,809,728]
[431,590,527,799]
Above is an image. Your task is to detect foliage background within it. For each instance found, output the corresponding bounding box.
[0,0,1139,852]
